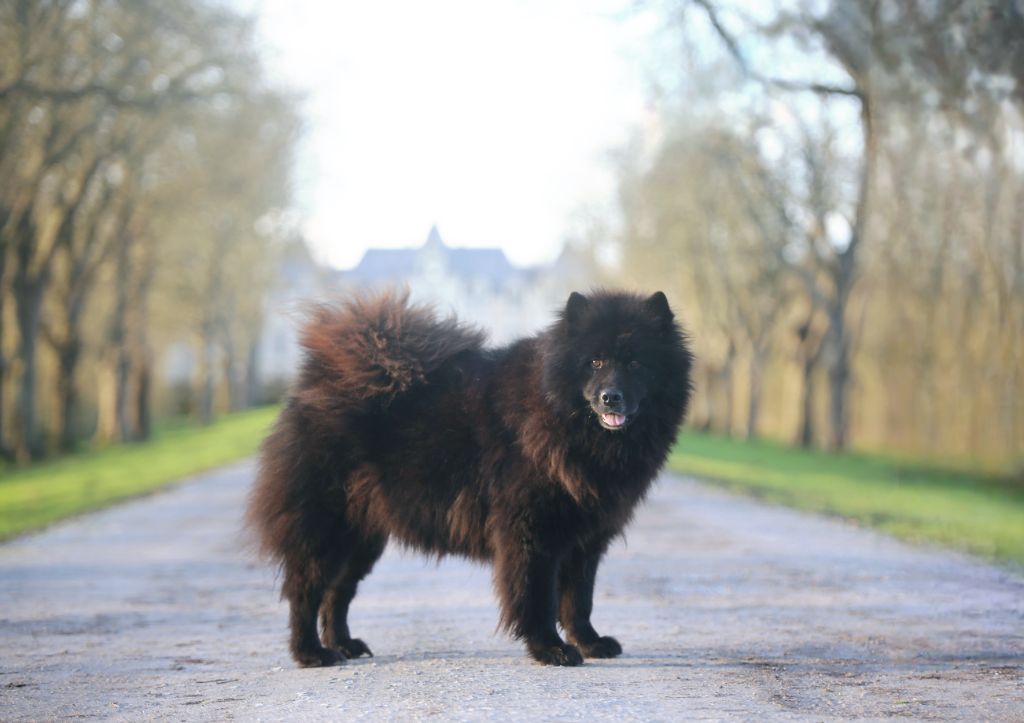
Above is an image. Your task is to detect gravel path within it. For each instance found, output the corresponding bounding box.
[1,459,1022,721]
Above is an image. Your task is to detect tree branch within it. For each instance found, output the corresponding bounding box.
[0,79,225,109]
[691,0,862,99]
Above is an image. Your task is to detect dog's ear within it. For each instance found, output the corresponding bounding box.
[645,291,674,328]
[564,292,589,335]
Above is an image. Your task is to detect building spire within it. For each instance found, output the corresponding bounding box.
[424,225,444,248]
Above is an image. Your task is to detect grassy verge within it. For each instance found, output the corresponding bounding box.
[669,431,1024,567]
[0,406,278,541]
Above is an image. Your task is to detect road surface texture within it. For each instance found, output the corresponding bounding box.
[1,460,1021,721]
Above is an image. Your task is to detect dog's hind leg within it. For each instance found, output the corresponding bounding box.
[320,533,387,659]
[283,554,346,667]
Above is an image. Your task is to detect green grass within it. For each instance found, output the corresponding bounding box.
[669,431,1024,567]
[0,406,278,540]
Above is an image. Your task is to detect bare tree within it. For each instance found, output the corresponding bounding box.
[0,0,300,459]
[603,0,1024,466]
[689,0,881,450]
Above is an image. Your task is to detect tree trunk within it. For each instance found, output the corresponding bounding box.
[135,356,151,441]
[11,204,46,461]
[720,341,736,437]
[55,279,91,451]
[114,344,131,441]
[826,314,851,452]
[94,367,116,446]
[198,329,216,425]
[221,326,245,412]
[745,347,765,441]
[0,348,8,461]
[105,227,132,442]
[0,246,10,461]
[245,339,261,407]
[825,90,876,452]
[797,353,816,448]
[12,271,44,461]
[694,363,716,432]
[56,339,81,451]
[793,315,825,449]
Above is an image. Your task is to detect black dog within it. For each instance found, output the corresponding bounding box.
[247,290,692,666]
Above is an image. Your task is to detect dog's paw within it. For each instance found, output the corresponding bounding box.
[578,636,622,659]
[293,646,346,668]
[335,638,373,659]
[529,642,584,666]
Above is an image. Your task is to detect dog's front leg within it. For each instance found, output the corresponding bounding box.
[495,544,583,666]
[558,543,622,658]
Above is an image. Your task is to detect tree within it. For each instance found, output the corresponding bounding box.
[689,0,879,451]
[604,0,1024,466]
[0,0,300,459]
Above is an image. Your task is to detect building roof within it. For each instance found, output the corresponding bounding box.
[347,226,526,286]
[351,248,420,282]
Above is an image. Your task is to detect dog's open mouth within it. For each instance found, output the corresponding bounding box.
[599,412,631,430]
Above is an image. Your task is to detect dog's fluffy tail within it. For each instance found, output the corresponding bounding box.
[246,290,485,562]
[292,288,486,417]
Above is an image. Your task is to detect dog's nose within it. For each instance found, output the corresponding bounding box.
[600,389,623,406]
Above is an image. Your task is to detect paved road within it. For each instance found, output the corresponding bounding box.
[1,460,1021,721]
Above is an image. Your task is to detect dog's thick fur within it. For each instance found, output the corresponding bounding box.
[247,289,692,667]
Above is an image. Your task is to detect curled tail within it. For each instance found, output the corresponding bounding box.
[246,289,485,562]
[293,288,486,416]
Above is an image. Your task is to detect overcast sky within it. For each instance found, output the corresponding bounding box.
[250,0,660,269]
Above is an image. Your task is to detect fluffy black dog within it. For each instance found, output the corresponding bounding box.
[247,290,692,666]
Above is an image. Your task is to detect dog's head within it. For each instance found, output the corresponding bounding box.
[543,290,691,432]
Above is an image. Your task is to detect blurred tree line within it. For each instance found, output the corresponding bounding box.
[605,0,1024,470]
[0,1,299,462]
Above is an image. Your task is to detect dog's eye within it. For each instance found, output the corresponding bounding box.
[591,359,603,369]
[628,360,640,369]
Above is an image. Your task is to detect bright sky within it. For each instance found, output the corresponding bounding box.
[251,0,659,269]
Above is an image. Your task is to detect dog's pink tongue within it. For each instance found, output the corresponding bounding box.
[602,413,626,427]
